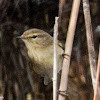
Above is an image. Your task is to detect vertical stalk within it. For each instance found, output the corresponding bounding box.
[93,44,100,100]
[82,0,97,91]
[82,0,100,99]
[58,0,81,100]
[58,0,66,21]
[53,17,59,100]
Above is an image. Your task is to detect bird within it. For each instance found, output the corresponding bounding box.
[17,28,64,85]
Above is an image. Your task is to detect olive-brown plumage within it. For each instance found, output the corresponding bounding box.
[19,28,63,85]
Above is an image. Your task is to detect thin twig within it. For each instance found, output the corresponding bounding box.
[93,44,100,100]
[82,0,100,99]
[82,0,100,98]
[58,0,66,38]
[58,0,66,21]
[58,0,81,100]
[82,0,96,88]
[53,17,59,100]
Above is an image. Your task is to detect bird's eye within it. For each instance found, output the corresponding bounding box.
[32,35,37,38]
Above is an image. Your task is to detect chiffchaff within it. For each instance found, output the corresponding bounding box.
[18,28,63,85]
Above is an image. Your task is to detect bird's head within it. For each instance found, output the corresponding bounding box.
[17,28,53,48]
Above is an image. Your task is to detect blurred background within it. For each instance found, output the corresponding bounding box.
[0,0,100,100]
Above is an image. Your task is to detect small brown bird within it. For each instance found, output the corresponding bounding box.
[18,28,63,85]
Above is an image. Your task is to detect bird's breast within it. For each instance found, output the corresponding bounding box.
[28,46,53,75]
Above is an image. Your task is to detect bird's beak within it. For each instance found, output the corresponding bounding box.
[16,35,23,39]
[16,35,29,39]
